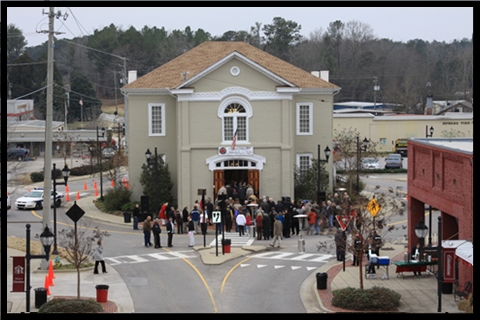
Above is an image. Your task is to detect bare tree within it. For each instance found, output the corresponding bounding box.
[57,222,110,298]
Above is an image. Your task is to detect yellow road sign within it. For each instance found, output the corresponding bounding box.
[366,198,381,217]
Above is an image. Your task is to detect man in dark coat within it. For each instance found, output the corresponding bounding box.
[152,218,162,248]
[334,229,347,261]
[166,216,174,247]
[132,204,140,230]
[262,213,271,240]
[283,209,292,238]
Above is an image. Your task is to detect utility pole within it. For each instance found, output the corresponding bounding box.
[373,77,379,110]
[38,7,67,269]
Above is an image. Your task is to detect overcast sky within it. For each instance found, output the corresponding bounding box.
[6,6,473,48]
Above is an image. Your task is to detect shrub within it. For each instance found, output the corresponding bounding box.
[38,298,103,313]
[30,171,44,183]
[332,286,401,311]
[102,187,132,212]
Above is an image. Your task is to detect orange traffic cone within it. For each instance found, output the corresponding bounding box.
[65,184,69,193]
[122,177,127,186]
[46,271,54,287]
[111,180,115,187]
[65,192,70,202]
[84,182,88,190]
[44,275,51,295]
[76,191,80,200]
[48,260,56,280]
[93,180,97,189]
[94,187,99,197]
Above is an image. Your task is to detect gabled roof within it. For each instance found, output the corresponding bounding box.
[123,41,339,90]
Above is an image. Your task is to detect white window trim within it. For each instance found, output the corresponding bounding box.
[218,96,253,145]
[296,102,313,135]
[148,103,166,136]
[296,153,313,172]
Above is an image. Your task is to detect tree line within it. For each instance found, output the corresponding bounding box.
[5,17,472,121]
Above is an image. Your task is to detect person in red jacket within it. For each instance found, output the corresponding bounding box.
[307,209,317,235]
[158,202,168,225]
[245,212,253,236]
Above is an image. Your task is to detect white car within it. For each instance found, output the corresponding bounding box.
[361,158,380,169]
[15,188,65,210]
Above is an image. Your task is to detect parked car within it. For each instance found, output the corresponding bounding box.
[102,147,116,159]
[2,194,11,211]
[6,148,29,161]
[384,153,403,169]
[361,158,379,169]
[15,188,65,210]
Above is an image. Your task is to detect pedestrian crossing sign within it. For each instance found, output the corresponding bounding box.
[366,198,381,217]
[212,211,222,223]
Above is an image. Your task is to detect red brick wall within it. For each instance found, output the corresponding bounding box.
[408,139,473,287]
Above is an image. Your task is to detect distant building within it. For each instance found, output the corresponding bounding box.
[3,100,35,122]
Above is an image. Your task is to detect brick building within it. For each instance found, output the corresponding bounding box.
[407,138,473,291]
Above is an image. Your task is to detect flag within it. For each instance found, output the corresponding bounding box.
[79,98,83,106]
[231,129,238,150]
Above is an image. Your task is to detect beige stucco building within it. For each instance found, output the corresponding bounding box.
[121,42,340,207]
[333,112,473,153]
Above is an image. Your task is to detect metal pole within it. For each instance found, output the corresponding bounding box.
[25,224,31,313]
[317,145,321,204]
[52,163,58,255]
[97,127,104,201]
[437,216,443,312]
[356,136,360,193]
[428,206,432,246]
[155,147,159,214]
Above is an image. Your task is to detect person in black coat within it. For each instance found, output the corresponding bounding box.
[175,211,183,234]
[352,233,363,266]
[262,213,271,240]
[182,206,189,233]
[152,218,162,248]
[283,209,292,238]
[411,243,422,276]
[334,229,347,261]
[132,204,140,230]
[166,216,174,247]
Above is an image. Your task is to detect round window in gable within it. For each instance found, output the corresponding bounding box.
[230,66,240,77]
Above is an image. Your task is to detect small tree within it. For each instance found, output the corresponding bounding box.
[139,156,174,212]
[333,127,378,195]
[57,223,110,298]
[317,191,404,289]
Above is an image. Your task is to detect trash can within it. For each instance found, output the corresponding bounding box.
[34,287,47,308]
[316,272,328,290]
[442,282,453,294]
[123,212,131,223]
[222,239,231,253]
[95,284,109,303]
[248,225,256,238]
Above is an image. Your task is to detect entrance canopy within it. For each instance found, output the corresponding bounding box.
[206,149,266,171]
[456,241,473,266]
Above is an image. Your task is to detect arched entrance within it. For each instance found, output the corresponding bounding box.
[206,152,265,200]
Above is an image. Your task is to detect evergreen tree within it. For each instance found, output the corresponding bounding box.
[139,156,174,213]
[69,71,102,124]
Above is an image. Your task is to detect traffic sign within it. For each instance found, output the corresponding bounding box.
[366,198,381,217]
[212,211,222,224]
[336,215,352,231]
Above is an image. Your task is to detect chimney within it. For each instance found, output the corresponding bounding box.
[128,70,137,84]
[320,71,329,82]
[311,71,320,78]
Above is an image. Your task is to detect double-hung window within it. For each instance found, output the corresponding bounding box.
[296,102,313,135]
[148,103,165,136]
[296,153,313,173]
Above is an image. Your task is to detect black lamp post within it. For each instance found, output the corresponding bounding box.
[25,224,54,313]
[51,163,70,255]
[356,137,369,192]
[426,126,434,138]
[437,216,443,312]
[414,219,428,259]
[428,205,433,247]
[145,147,160,215]
[316,145,331,204]
[96,127,105,201]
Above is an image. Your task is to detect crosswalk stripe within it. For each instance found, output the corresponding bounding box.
[308,254,334,262]
[257,265,267,268]
[146,253,170,260]
[291,266,302,270]
[274,265,285,269]
[290,253,316,260]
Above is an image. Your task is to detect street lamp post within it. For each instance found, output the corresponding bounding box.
[96,127,105,201]
[145,147,160,215]
[356,137,369,192]
[51,163,70,255]
[426,125,434,138]
[414,220,429,260]
[316,145,331,204]
[25,224,54,313]
[437,216,443,312]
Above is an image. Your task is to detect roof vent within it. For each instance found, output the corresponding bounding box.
[128,70,137,84]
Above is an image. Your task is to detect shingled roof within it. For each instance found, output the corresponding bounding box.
[123,41,339,90]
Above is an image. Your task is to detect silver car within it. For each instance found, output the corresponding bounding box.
[384,154,403,169]
[102,147,116,159]
[361,158,379,169]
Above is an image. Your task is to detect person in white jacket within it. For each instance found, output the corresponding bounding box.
[236,211,246,236]
[93,240,107,274]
